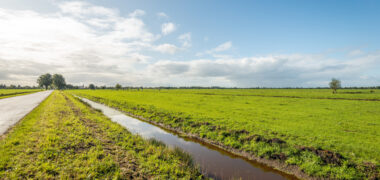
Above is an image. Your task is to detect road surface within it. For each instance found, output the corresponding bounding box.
[0,90,52,135]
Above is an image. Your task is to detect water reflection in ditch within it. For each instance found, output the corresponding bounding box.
[79,97,295,180]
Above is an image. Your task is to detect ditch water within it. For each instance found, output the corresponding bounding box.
[79,97,295,180]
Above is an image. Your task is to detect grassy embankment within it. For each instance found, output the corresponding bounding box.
[68,89,380,179]
[0,89,41,99]
[0,91,204,179]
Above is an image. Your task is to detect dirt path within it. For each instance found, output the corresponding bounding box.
[0,90,52,135]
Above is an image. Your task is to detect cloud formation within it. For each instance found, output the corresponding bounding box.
[197,41,232,57]
[149,53,380,87]
[157,12,168,18]
[0,1,379,87]
[161,22,176,35]
[178,33,192,48]
[129,9,145,17]
[153,44,180,54]
[0,2,155,86]
[211,41,232,52]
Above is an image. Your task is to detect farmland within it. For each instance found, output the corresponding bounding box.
[68,89,380,179]
[0,89,41,99]
[0,91,204,179]
[153,88,380,100]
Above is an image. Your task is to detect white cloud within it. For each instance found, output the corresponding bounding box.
[59,1,118,18]
[0,2,379,87]
[150,61,189,75]
[153,44,180,54]
[211,41,232,52]
[348,49,363,57]
[113,18,154,41]
[129,9,145,17]
[197,41,232,56]
[178,33,191,48]
[0,3,157,86]
[148,52,380,87]
[157,12,168,18]
[161,22,176,35]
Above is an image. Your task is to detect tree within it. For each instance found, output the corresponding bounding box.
[329,78,341,93]
[115,83,122,90]
[89,84,95,90]
[37,73,52,90]
[52,74,66,90]
[66,84,75,89]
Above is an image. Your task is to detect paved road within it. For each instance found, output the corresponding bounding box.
[0,90,53,135]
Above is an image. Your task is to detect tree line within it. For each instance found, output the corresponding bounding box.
[82,79,379,94]
[34,75,380,92]
[37,73,66,90]
[1,75,379,91]
[0,84,39,89]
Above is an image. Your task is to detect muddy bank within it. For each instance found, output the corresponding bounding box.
[118,109,314,180]
[77,96,300,179]
[76,96,319,179]
[73,93,379,179]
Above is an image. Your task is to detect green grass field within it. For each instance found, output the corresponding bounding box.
[0,89,41,99]
[0,91,204,179]
[68,89,380,179]
[153,88,380,100]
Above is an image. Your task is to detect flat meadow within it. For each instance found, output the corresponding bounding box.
[0,91,204,179]
[0,89,41,99]
[68,88,380,179]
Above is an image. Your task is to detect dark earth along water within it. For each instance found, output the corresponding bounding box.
[79,97,296,180]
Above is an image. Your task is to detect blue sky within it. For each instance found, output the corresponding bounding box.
[0,0,380,87]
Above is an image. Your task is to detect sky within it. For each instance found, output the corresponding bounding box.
[0,0,380,87]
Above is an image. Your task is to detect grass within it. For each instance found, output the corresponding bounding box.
[0,91,204,179]
[0,89,41,99]
[149,88,380,100]
[68,89,380,179]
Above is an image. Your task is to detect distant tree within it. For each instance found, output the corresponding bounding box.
[115,83,122,90]
[89,84,95,90]
[66,84,75,89]
[37,73,52,90]
[52,74,66,90]
[329,78,341,93]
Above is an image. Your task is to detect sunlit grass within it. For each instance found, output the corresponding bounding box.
[0,89,41,99]
[0,91,204,179]
[68,89,380,179]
